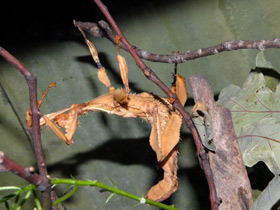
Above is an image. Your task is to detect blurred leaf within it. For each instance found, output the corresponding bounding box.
[250,175,280,210]
[32,189,42,210]
[0,193,17,204]
[256,51,274,69]
[4,201,12,210]
[16,190,32,210]
[256,51,280,90]
[107,177,117,189]
[238,118,280,174]
[217,71,280,174]
[251,189,262,202]
[0,187,21,192]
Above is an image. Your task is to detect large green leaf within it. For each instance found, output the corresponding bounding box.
[217,71,280,174]
[217,68,280,208]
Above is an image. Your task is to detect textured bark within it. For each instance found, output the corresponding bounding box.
[189,75,253,210]
[74,20,280,64]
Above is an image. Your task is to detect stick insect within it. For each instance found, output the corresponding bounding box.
[27,27,188,202]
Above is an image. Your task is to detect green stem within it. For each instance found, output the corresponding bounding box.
[52,185,78,206]
[51,178,179,210]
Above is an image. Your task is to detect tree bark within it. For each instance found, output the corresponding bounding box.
[189,75,253,210]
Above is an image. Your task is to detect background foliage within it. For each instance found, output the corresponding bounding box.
[1,0,280,209]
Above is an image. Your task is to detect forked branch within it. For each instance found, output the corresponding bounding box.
[0,46,52,209]
[0,151,48,190]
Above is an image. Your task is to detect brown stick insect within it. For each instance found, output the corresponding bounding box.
[27,26,188,202]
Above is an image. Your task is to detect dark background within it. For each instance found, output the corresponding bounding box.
[2,0,169,47]
[1,0,279,209]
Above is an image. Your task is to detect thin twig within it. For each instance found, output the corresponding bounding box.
[92,1,219,209]
[74,20,280,64]
[0,46,52,210]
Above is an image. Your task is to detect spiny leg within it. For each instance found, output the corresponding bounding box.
[38,82,56,108]
[25,82,75,144]
[26,82,56,128]
[48,27,121,144]
[77,26,114,92]
[77,27,130,100]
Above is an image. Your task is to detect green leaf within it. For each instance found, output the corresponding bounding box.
[256,51,274,69]
[0,193,17,204]
[0,187,21,192]
[238,118,280,174]
[217,71,280,174]
[255,51,280,90]
[32,189,42,210]
[251,189,262,202]
[107,177,117,189]
[4,201,12,210]
[12,192,21,209]
[104,193,115,204]
[250,175,280,210]
[15,190,32,210]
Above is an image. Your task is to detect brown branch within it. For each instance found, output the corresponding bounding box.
[74,20,280,64]
[0,46,52,210]
[92,1,219,209]
[0,151,48,190]
[189,75,253,210]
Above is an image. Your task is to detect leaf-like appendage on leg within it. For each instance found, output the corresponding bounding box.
[97,67,114,91]
[63,105,80,145]
[161,113,182,161]
[117,54,129,92]
[77,26,101,65]
[172,74,188,106]
[116,35,129,92]
[77,27,115,92]
[145,147,178,202]
[149,106,163,161]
